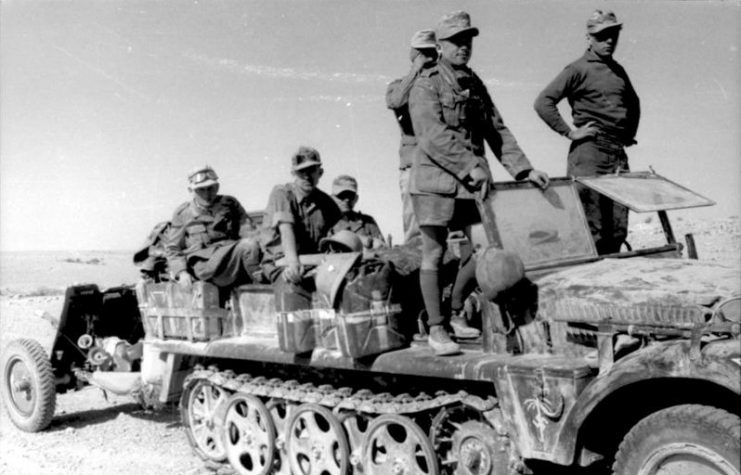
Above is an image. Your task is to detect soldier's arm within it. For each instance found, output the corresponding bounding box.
[278,223,302,283]
[534,66,577,138]
[409,76,483,179]
[165,206,189,278]
[386,71,418,110]
[623,71,641,145]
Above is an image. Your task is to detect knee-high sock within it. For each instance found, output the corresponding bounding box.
[420,269,443,327]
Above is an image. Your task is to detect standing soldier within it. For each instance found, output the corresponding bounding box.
[409,11,549,355]
[534,10,640,254]
[260,147,341,311]
[330,174,386,249]
[166,166,262,288]
[386,29,438,244]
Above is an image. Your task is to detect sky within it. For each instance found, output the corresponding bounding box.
[1,0,739,251]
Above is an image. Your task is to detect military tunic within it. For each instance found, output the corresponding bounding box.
[165,195,261,287]
[409,59,534,228]
[261,183,341,311]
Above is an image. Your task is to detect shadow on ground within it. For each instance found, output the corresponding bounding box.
[49,402,182,431]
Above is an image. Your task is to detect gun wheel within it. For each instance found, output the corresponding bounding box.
[181,379,229,465]
[285,403,350,475]
[224,393,276,475]
[0,339,56,432]
[362,414,439,475]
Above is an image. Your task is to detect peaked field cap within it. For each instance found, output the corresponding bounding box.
[587,10,622,34]
[410,29,436,49]
[332,175,358,195]
[188,165,219,188]
[436,11,479,41]
[291,146,322,171]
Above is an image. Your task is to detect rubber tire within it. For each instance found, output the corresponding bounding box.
[612,404,741,475]
[0,338,56,432]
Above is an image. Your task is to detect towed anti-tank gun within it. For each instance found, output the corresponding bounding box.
[2,170,739,474]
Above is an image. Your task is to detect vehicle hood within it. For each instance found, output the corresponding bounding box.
[535,258,740,326]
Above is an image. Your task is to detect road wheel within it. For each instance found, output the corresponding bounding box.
[613,404,740,475]
[181,378,229,466]
[0,338,56,432]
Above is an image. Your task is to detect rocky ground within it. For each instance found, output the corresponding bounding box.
[0,216,738,474]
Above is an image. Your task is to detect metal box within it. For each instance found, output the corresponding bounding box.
[276,310,316,353]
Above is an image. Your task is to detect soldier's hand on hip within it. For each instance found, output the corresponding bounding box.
[527,169,550,190]
[568,121,598,141]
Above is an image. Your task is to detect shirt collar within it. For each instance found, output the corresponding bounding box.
[584,48,612,64]
[190,196,219,213]
[290,183,312,204]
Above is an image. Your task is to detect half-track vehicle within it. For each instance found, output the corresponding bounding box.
[2,171,739,474]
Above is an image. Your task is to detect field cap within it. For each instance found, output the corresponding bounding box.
[436,11,479,41]
[410,29,436,49]
[587,10,622,34]
[291,146,322,171]
[332,175,358,195]
[188,165,219,189]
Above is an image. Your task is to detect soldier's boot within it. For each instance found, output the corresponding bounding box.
[450,311,481,339]
[428,325,461,356]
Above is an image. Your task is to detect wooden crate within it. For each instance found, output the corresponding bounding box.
[136,281,227,342]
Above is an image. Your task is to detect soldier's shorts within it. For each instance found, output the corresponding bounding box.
[411,194,480,229]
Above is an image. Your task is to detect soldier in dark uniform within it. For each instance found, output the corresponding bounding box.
[166,166,262,288]
[330,175,385,249]
[133,221,171,282]
[386,29,438,244]
[409,11,550,355]
[534,10,640,254]
[261,147,342,312]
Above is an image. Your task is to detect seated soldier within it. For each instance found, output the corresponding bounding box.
[261,147,342,312]
[330,175,386,249]
[133,220,171,282]
[166,165,261,288]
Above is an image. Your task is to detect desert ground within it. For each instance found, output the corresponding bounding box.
[1,216,739,474]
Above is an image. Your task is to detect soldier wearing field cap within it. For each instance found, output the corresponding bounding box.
[330,174,385,249]
[534,10,640,255]
[165,165,261,288]
[386,29,438,244]
[261,147,341,311]
[409,11,550,355]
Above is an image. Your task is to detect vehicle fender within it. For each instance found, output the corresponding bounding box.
[553,338,741,465]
